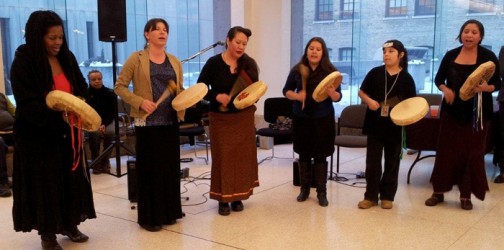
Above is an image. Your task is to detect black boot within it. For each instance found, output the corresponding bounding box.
[296,161,311,202]
[495,164,504,183]
[314,162,328,207]
[41,234,62,250]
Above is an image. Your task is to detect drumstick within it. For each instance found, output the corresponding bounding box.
[299,64,309,110]
[142,80,177,119]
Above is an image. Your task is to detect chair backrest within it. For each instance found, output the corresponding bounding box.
[416,93,442,106]
[338,104,366,129]
[263,97,294,124]
[181,101,209,125]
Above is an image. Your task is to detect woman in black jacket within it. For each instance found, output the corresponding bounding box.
[10,10,96,250]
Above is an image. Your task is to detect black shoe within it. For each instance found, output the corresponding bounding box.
[425,193,444,206]
[296,189,310,202]
[495,174,504,183]
[166,219,176,225]
[61,227,89,242]
[141,224,162,232]
[460,199,473,210]
[317,193,329,207]
[0,184,11,197]
[231,201,244,212]
[218,202,230,216]
[41,234,62,250]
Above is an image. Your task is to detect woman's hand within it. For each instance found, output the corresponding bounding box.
[326,85,340,101]
[297,90,306,103]
[367,99,380,111]
[441,86,455,105]
[140,99,157,114]
[474,80,492,93]
[216,93,231,106]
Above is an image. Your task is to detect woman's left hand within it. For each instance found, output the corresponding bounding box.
[326,85,340,101]
[474,80,490,93]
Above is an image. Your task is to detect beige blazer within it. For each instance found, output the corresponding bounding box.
[114,49,184,120]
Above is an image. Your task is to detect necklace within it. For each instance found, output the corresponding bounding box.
[384,69,400,105]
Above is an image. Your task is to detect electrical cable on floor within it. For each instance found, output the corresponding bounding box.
[180,171,212,206]
[329,172,366,188]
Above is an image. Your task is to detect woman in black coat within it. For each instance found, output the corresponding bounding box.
[10,10,96,250]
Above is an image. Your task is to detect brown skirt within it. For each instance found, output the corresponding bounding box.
[430,110,490,200]
[208,106,259,202]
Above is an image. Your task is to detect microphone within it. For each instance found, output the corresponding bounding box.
[216,41,225,46]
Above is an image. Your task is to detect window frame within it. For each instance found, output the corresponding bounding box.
[315,0,334,21]
[386,0,408,17]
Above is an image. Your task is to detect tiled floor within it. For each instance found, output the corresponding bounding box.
[1,143,504,249]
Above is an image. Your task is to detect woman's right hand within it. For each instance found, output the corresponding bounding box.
[216,93,231,107]
[297,90,306,103]
[367,99,380,111]
[140,99,157,114]
[441,86,455,105]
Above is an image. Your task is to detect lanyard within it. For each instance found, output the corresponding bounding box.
[384,69,400,104]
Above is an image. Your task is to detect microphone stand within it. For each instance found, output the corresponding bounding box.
[181,41,224,63]
[179,41,223,163]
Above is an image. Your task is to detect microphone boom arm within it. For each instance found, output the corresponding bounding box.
[181,41,224,63]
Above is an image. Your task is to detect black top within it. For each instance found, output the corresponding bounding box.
[87,85,116,126]
[197,54,259,113]
[435,45,501,122]
[360,65,416,136]
[282,64,342,118]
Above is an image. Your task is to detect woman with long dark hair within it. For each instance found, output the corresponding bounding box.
[197,26,260,216]
[10,10,96,249]
[425,19,501,210]
[283,37,342,207]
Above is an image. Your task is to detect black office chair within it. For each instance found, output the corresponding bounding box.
[330,104,367,180]
[179,102,209,164]
[256,97,294,164]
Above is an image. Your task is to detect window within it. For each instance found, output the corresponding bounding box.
[1,18,12,95]
[340,0,358,20]
[415,0,436,16]
[86,22,94,59]
[316,0,333,21]
[339,47,354,61]
[386,0,407,17]
[468,0,495,14]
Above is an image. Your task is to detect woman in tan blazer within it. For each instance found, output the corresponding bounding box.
[115,18,184,232]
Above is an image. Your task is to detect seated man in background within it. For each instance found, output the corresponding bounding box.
[0,92,15,197]
[87,70,116,174]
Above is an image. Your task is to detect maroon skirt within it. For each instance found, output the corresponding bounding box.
[430,111,490,200]
[208,106,259,202]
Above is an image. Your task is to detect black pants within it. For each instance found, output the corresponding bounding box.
[0,137,7,184]
[87,122,114,163]
[364,133,402,202]
[493,102,504,172]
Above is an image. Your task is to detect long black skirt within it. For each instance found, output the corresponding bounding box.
[135,125,183,226]
[13,127,96,234]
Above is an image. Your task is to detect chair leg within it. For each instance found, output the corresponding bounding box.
[336,146,340,173]
[191,135,208,164]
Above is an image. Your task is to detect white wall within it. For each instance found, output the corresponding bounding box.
[231,0,291,115]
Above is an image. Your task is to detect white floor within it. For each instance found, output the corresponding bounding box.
[1,144,504,250]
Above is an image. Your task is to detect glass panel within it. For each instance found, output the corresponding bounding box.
[0,0,216,93]
[299,0,504,116]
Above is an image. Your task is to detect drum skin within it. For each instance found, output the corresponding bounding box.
[172,83,208,111]
[46,90,102,131]
[312,71,342,102]
[390,97,429,126]
[233,81,267,110]
[459,61,495,101]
